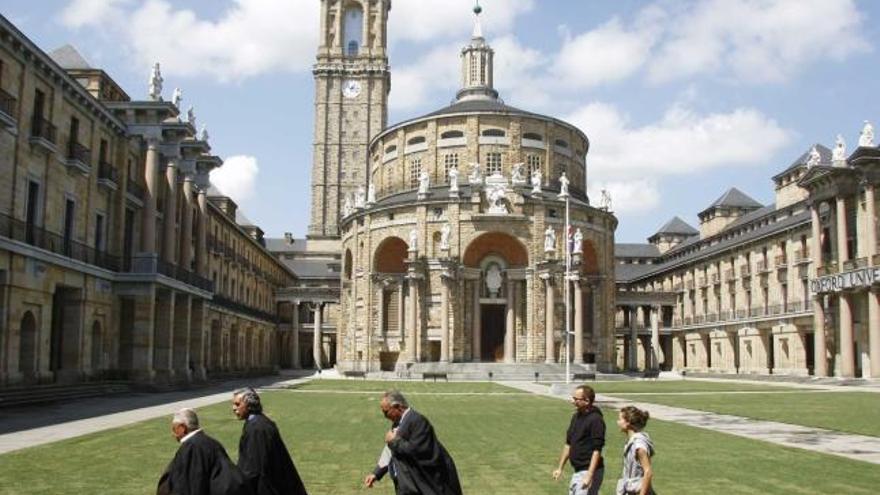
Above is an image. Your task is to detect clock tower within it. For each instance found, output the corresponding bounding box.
[309,0,391,239]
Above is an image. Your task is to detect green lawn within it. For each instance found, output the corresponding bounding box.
[610,390,880,438]
[0,381,878,494]
[584,379,808,394]
[288,379,526,394]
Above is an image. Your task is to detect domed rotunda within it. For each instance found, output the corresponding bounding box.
[338,7,617,373]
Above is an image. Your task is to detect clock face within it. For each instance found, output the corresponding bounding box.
[342,79,362,98]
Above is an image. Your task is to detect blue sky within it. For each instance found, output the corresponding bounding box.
[5,0,879,242]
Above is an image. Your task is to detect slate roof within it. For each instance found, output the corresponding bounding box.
[48,44,92,69]
[265,237,309,253]
[705,187,763,210]
[616,207,811,283]
[279,258,339,279]
[653,216,698,236]
[773,143,833,180]
[615,243,660,258]
[423,98,538,119]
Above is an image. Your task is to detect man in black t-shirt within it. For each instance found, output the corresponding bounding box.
[552,385,606,495]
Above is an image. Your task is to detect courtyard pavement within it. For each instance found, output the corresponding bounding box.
[0,372,314,455]
[503,380,880,465]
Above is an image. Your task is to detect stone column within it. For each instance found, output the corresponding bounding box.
[629,306,638,370]
[313,303,323,369]
[836,196,849,264]
[196,189,209,276]
[839,294,855,377]
[397,282,405,346]
[472,279,481,361]
[869,291,880,378]
[504,278,516,364]
[407,277,418,362]
[179,177,194,271]
[142,138,160,253]
[544,275,555,363]
[292,302,301,369]
[163,159,179,264]
[440,276,450,362]
[377,285,386,339]
[573,278,584,364]
[866,184,878,257]
[650,305,661,370]
[811,202,828,376]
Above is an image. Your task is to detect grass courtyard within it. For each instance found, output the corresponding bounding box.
[0,379,878,494]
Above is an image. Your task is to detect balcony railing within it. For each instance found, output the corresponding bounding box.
[30,116,57,144]
[793,249,810,264]
[0,88,17,122]
[97,161,119,188]
[126,179,146,201]
[156,259,214,292]
[749,306,764,317]
[775,255,788,268]
[0,211,119,271]
[757,260,771,272]
[211,294,276,322]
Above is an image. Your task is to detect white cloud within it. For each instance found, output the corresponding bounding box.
[647,0,870,84]
[552,18,656,89]
[389,43,461,112]
[389,0,534,44]
[61,0,319,81]
[568,102,792,183]
[60,0,131,28]
[589,179,661,214]
[210,155,259,205]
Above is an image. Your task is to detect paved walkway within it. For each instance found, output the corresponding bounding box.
[0,374,313,455]
[502,381,880,465]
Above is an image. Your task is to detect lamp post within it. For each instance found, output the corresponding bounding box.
[560,176,572,384]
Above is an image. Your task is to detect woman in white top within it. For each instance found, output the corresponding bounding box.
[615,406,655,495]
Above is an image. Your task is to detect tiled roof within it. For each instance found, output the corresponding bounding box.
[705,187,763,210]
[654,216,698,236]
[615,243,660,258]
[48,44,92,69]
[773,143,833,180]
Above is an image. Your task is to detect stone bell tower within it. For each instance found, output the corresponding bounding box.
[309,0,391,239]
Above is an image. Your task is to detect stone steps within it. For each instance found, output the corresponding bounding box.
[0,381,133,408]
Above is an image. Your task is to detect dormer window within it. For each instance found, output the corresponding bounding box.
[384,145,397,154]
[523,132,543,141]
[481,128,505,137]
[554,139,569,148]
[407,136,426,145]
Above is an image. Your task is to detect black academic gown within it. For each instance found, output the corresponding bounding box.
[237,414,308,495]
[157,430,252,495]
[386,409,462,495]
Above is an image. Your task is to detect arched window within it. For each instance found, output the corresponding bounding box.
[343,5,363,57]
[554,139,569,148]
[441,130,464,139]
[523,132,543,141]
[481,128,506,137]
[407,136,426,145]
[384,145,397,154]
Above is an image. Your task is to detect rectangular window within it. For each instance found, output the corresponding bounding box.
[486,152,502,175]
[123,208,134,271]
[33,89,45,119]
[25,180,40,244]
[99,139,108,164]
[63,199,75,256]
[443,153,459,182]
[409,157,422,188]
[94,213,105,251]
[526,154,542,177]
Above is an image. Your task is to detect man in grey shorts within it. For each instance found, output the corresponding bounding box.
[552,385,606,495]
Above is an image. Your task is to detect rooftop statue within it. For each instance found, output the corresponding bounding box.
[148,62,163,101]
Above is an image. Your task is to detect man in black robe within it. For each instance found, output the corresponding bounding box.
[364,390,462,495]
[157,408,252,495]
[232,387,308,495]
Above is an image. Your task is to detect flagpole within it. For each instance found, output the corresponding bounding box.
[564,193,571,384]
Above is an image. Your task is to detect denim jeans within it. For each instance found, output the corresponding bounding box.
[569,468,604,495]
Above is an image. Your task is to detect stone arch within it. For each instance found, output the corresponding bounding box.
[91,320,102,372]
[343,249,353,280]
[581,239,599,274]
[463,232,529,268]
[18,311,37,375]
[342,1,364,57]
[374,236,408,273]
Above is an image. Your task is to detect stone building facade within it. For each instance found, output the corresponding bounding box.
[616,134,880,379]
[336,10,617,372]
[0,16,293,387]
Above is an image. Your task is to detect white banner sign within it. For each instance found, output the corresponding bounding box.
[811,267,880,294]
